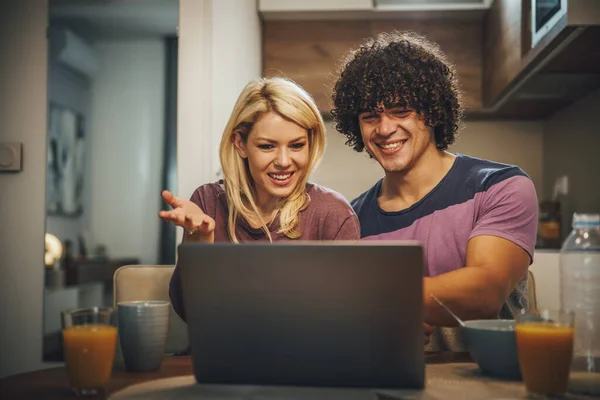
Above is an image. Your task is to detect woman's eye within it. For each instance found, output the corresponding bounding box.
[290,143,306,149]
[258,144,274,150]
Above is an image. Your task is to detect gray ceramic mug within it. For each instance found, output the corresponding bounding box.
[117,300,170,372]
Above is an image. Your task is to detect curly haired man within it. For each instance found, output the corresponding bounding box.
[331,31,538,348]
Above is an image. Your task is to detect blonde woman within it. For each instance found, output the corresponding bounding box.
[160,77,360,321]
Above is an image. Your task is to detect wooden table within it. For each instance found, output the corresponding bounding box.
[0,353,473,400]
[0,356,192,400]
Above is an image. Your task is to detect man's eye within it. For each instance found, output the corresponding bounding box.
[393,109,410,116]
[360,115,376,121]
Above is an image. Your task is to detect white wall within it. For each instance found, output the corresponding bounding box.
[177,0,214,206]
[210,0,263,180]
[543,89,600,238]
[310,122,384,201]
[312,120,545,202]
[259,0,372,12]
[530,250,561,311]
[0,0,48,378]
[177,0,261,245]
[88,40,165,264]
[529,91,600,314]
[452,120,545,198]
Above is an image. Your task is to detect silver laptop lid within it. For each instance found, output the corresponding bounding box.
[179,241,424,389]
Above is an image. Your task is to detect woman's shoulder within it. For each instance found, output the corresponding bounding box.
[302,183,360,240]
[190,181,225,205]
[305,183,354,213]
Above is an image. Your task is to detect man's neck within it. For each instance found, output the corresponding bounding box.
[379,148,456,212]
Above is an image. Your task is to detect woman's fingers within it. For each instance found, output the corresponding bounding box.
[161,190,206,215]
[184,215,215,236]
[159,208,215,236]
[161,190,184,209]
[159,190,213,235]
[158,208,188,226]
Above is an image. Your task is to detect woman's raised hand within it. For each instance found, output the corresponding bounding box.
[158,190,215,242]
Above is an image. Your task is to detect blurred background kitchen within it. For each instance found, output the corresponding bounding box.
[0,0,599,377]
[42,0,179,361]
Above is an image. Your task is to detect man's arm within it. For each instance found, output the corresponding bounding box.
[423,235,530,326]
[423,173,538,326]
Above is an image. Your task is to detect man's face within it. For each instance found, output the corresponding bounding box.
[358,105,435,173]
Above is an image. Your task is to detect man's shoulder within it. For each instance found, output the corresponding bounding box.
[454,154,531,193]
[350,180,382,214]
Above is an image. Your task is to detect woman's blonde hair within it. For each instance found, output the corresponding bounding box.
[219,77,326,243]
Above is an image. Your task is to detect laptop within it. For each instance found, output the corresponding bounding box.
[178,241,424,390]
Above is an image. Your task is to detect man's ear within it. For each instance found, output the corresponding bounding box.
[233,132,248,158]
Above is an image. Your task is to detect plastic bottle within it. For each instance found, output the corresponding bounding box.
[560,213,600,395]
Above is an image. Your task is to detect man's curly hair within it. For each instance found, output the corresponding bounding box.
[331,31,463,152]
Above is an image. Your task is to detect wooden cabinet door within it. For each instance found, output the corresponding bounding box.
[264,19,483,113]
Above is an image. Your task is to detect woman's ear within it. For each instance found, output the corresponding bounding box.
[232,132,248,158]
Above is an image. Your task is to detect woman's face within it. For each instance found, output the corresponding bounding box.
[234,111,310,210]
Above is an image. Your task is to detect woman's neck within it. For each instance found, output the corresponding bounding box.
[244,195,278,228]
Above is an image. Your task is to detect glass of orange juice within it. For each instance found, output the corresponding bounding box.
[516,309,575,398]
[61,307,118,396]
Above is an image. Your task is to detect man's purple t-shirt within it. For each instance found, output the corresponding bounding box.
[351,154,539,317]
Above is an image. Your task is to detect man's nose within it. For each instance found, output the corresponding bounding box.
[377,114,397,136]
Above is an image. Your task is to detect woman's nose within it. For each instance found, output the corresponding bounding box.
[274,148,291,168]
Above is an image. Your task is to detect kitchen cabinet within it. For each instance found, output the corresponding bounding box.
[481,0,600,119]
[259,0,371,13]
[260,0,493,13]
[263,18,483,113]
[482,0,525,108]
[261,0,600,120]
[264,21,371,112]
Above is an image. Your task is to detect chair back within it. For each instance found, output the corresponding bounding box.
[113,265,188,354]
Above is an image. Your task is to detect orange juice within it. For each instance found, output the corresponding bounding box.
[63,324,118,390]
[516,322,574,395]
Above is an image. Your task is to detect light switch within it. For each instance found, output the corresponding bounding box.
[0,142,22,172]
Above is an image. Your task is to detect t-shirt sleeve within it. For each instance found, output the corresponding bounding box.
[469,175,539,262]
[333,215,361,240]
[190,185,209,213]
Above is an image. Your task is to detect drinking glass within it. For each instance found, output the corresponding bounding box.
[515,309,575,398]
[61,307,118,396]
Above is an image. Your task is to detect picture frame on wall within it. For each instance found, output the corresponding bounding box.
[46,102,86,218]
